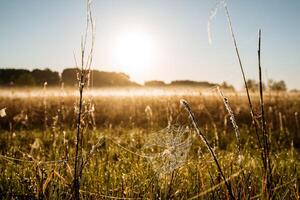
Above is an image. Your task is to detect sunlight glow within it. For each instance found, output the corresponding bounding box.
[113,30,156,81]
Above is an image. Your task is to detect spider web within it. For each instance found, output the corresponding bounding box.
[142,125,192,175]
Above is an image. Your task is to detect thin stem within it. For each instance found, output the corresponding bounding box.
[217,87,241,158]
[73,1,94,199]
[74,76,84,200]
[224,6,262,150]
[180,99,235,200]
[258,29,272,198]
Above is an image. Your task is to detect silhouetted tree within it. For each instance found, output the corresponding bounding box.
[144,80,167,87]
[32,68,60,86]
[246,79,258,92]
[268,79,287,91]
[15,73,36,86]
[246,79,266,92]
[62,68,79,86]
[170,80,216,87]
[92,71,138,87]
[61,68,139,87]
[220,81,235,91]
[0,69,31,86]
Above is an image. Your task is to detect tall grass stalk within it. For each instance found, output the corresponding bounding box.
[224,8,275,197]
[180,99,235,200]
[73,0,95,199]
[258,29,272,198]
[217,87,241,159]
[224,6,262,149]
[217,87,250,197]
[43,82,48,131]
[295,112,299,136]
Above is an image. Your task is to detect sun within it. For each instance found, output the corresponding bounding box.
[113,30,156,82]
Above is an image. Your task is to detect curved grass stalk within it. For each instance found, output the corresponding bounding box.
[217,87,241,160]
[180,99,235,200]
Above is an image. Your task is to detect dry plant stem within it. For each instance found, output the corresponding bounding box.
[74,78,84,200]
[224,6,262,149]
[258,29,272,198]
[180,99,235,200]
[73,1,94,199]
[295,112,299,136]
[217,87,241,157]
[43,83,48,131]
[218,87,250,196]
[166,170,176,199]
[224,10,269,195]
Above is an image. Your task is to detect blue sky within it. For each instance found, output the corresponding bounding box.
[0,0,299,89]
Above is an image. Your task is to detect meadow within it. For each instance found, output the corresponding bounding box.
[1,1,299,199]
[0,87,299,199]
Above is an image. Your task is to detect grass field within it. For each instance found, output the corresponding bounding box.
[0,87,299,199]
[1,0,300,199]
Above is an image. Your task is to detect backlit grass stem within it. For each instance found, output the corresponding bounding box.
[180,99,235,200]
[73,1,95,199]
[224,6,262,150]
[258,29,272,198]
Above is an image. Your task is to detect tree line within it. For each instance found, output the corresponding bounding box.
[144,80,235,90]
[246,79,287,92]
[0,68,138,87]
[0,68,288,91]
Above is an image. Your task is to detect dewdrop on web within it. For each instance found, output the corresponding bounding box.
[0,108,6,118]
[142,125,192,176]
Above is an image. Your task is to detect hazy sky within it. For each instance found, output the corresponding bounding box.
[0,0,299,89]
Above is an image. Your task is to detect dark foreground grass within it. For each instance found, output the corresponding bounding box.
[0,127,299,199]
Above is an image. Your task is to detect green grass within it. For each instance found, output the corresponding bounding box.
[0,127,299,199]
[0,91,299,199]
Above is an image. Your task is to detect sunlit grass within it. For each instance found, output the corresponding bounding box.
[0,90,299,199]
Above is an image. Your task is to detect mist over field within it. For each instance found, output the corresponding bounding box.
[0,0,299,199]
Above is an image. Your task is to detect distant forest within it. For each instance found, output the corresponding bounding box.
[0,68,138,87]
[0,68,235,90]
